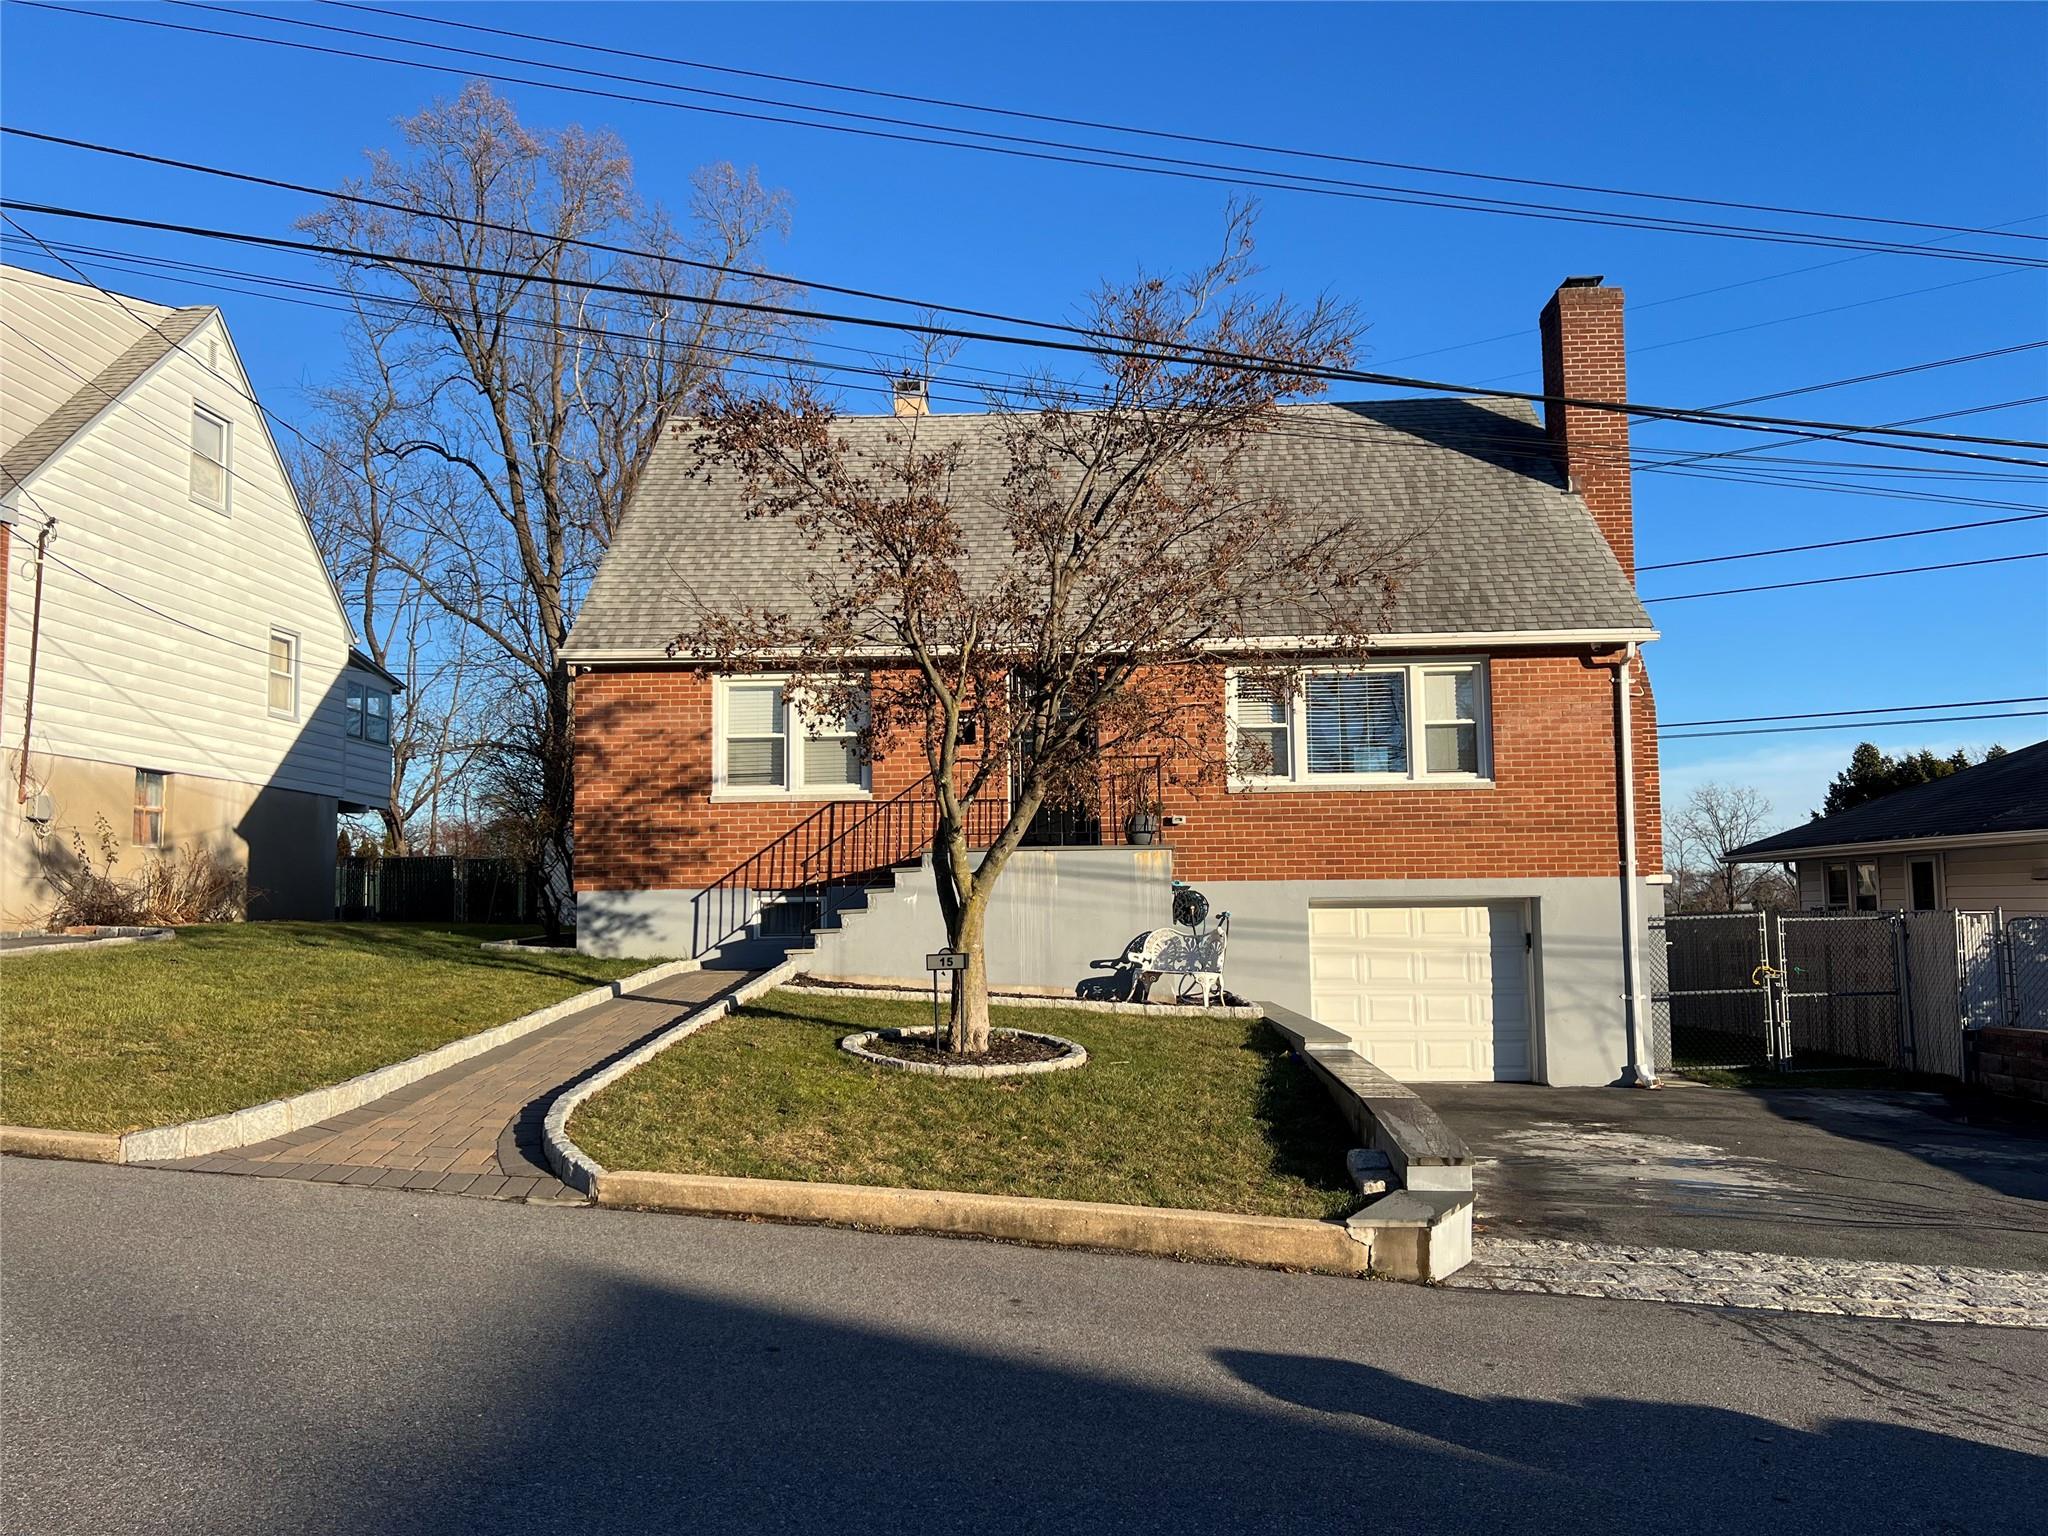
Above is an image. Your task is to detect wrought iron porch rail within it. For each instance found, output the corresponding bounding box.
[689,755,1165,958]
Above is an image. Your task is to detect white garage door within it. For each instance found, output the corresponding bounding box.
[1308,904,1532,1082]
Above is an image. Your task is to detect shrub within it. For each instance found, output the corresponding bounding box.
[43,817,250,929]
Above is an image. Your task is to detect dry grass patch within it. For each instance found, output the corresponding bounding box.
[571,988,1357,1219]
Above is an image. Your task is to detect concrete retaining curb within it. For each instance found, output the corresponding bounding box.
[0,1126,123,1162]
[109,955,704,1164]
[542,959,803,1194]
[598,1171,1378,1275]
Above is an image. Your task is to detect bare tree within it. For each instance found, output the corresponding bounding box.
[302,83,794,922]
[1666,782,1790,912]
[298,329,483,853]
[683,209,1402,1052]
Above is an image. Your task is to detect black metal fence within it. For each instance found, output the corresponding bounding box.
[336,856,544,924]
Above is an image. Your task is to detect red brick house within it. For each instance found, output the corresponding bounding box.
[563,278,1663,1086]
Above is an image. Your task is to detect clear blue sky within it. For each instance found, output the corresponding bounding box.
[4,1,2044,831]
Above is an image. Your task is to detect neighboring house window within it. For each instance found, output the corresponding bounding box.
[268,630,299,717]
[1228,662,1489,785]
[716,676,867,795]
[346,681,392,745]
[190,405,229,511]
[133,769,165,847]
[1823,860,1880,913]
[1908,856,1942,912]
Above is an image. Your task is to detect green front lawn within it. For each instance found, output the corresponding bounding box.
[570,988,1358,1219]
[0,923,656,1134]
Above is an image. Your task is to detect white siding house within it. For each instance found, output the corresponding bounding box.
[0,263,393,923]
[1731,740,2048,918]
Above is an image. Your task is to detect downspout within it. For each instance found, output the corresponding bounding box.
[1614,641,1657,1087]
[15,516,54,805]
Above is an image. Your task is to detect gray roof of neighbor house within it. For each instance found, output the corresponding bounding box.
[563,396,1655,658]
[1727,738,2048,862]
[0,304,214,495]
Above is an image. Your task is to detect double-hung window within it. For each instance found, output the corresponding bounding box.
[347,681,392,745]
[267,630,299,718]
[1823,860,1880,913]
[191,405,229,511]
[717,676,867,796]
[1231,661,1489,786]
[133,769,165,847]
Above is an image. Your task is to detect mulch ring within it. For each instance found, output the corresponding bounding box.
[861,1029,1070,1067]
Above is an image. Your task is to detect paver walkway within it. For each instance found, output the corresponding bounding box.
[149,966,753,1202]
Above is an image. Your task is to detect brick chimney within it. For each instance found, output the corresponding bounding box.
[1539,277,1633,578]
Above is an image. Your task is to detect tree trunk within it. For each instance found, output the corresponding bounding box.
[946,885,993,1054]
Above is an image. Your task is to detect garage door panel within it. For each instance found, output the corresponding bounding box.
[1308,902,1532,1084]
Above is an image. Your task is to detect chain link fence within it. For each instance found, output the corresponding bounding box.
[1652,907,2023,1078]
[2006,916,2048,1031]
[1650,912,1773,1071]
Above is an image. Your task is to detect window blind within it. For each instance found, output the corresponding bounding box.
[1305,673,1406,775]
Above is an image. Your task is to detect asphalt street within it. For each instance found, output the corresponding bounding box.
[4,1157,2046,1535]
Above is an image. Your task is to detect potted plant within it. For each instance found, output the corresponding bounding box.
[1124,788,1162,847]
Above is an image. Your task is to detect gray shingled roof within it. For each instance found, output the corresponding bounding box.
[564,395,1653,657]
[1728,738,2048,861]
[0,305,213,496]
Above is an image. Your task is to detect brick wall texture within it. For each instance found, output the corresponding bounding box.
[1541,281,1634,578]
[572,648,1663,892]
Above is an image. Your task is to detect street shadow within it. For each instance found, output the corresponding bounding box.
[1745,1085,2048,1205]
[237,1266,2048,1535]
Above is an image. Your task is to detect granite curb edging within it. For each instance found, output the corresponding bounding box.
[542,959,803,1194]
[0,929,173,959]
[838,1026,1088,1078]
[0,955,705,1167]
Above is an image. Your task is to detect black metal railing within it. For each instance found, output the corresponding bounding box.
[690,754,1167,957]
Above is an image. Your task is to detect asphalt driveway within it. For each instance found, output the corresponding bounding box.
[1427,1080,2048,1270]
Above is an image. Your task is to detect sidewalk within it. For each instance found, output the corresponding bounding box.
[147,966,750,1202]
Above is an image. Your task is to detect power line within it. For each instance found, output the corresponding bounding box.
[1661,695,2048,728]
[1643,550,2047,602]
[1636,514,2048,571]
[20,222,2048,489]
[7,129,2044,470]
[322,0,2048,249]
[19,0,2048,271]
[17,231,2048,552]
[8,197,2047,466]
[1661,710,2046,741]
[1700,341,2048,411]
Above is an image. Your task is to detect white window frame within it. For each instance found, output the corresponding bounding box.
[267,628,300,720]
[1225,659,1492,789]
[1906,854,1944,913]
[190,403,230,513]
[711,674,871,801]
[132,768,166,848]
[346,680,366,739]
